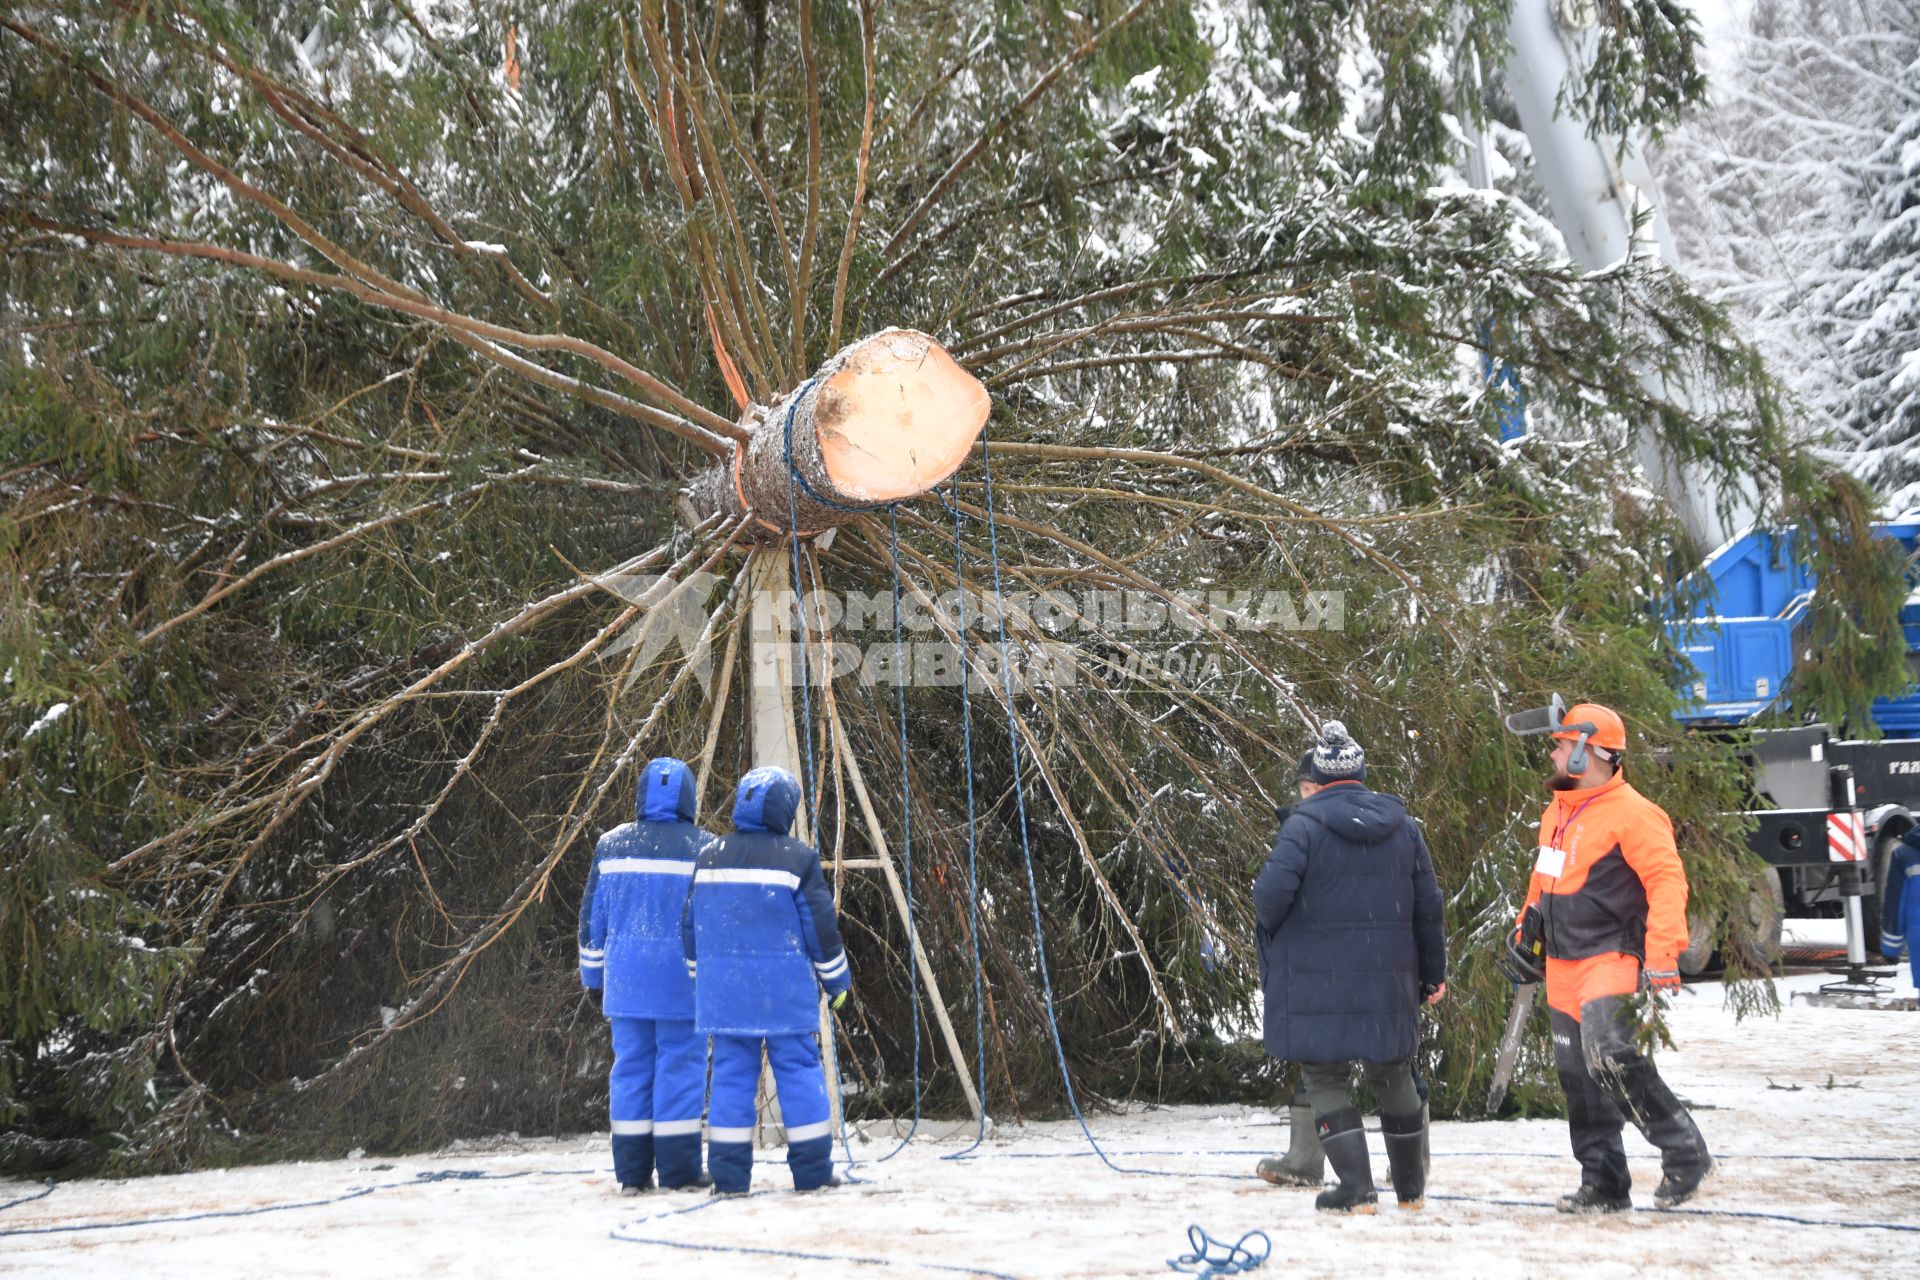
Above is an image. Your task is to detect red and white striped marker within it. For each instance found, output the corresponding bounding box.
[1826,810,1867,863]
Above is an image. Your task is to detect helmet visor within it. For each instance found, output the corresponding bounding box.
[1504,693,1568,737]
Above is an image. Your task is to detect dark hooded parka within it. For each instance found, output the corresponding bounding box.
[1253,782,1446,1063]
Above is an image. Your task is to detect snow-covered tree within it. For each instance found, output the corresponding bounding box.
[1828,48,1920,504]
[1656,1,1920,489]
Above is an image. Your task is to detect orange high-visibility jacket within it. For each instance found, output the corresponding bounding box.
[1519,771,1690,974]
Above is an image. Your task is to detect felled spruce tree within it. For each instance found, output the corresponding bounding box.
[0,0,1899,1171]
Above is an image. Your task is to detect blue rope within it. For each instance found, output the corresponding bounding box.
[1168,1225,1272,1277]
[781,379,822,831]
[871,505,924,1163]
[0,1167,594,1239]
[0,1179,54,1212]
[777,389,932,1167]
[613,1189,1018,1278]
[957,1147,1920,1164]
[615,1233,1021,1278]
[1424,1194,1920,1234]
[0,1185,382,1238]
[942,482,991,1161]
[973,428,1159,1179]
[780,379,874,1187]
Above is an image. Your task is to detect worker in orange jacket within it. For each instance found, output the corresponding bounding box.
[1502,697,1712,1213]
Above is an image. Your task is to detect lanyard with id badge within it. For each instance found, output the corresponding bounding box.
[1538,792,1601,882]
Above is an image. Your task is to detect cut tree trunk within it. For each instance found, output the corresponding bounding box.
[681,327,991,538]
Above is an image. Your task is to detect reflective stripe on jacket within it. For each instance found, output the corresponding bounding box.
[681,767,850,1037]
[579,758,712,1019]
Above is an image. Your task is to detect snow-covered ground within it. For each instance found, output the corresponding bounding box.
[3,952,1915,1278]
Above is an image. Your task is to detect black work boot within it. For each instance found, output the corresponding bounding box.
[1312,1108,1377,1214]
[1589,1031,1712,1209]
[1256,1104,1324,1187]
[1653,1159,1713,1208]
[1556,1183,1631,1215]
[1379,1109,1426,1210]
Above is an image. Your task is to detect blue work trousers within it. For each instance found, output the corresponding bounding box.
[707,1033,834,1192]
[609,1016,707,1188]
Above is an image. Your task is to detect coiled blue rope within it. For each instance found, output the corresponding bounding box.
[1168,1224,1272,1277]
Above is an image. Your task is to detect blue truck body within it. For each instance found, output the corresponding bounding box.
[1667,521,1920,734]
[1661,521,1920,960]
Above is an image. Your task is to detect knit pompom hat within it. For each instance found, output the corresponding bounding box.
[1308,720,1366,784]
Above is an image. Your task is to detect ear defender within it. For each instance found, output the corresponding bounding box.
[1566,730,1593,775]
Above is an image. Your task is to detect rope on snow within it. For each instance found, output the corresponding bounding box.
[0,1179,54,1212]
[1168,1224,1272,1277]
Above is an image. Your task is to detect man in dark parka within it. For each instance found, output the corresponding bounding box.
[1254,720,1446,1213]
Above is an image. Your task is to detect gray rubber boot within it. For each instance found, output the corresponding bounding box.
[1312,1108,1378,1214]
[1380,1109,1426,1209]
[1256,1103,1325,1186]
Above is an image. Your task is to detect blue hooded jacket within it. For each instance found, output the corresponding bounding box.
[1253,782,1446,1064]
[680,766,851,1036]
[578,757,712,1019]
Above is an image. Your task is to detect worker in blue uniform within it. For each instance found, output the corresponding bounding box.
[681,765,851,1194]
[1883,828,1920,997]
[579,756,714,1193]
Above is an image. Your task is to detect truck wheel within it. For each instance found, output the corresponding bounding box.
[1861,835,1897,953]
[1679,913,1716,977]
[1678,872,1784,976]
[1731,871,1786,971]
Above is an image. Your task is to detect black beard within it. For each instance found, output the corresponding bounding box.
[1547,771,1583,791]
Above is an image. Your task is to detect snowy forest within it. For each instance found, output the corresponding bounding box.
[2,0,1916,1179]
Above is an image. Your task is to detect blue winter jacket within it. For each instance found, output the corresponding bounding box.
[681,767,851,1037]
[1253,782,1446,1064]
[1883,830,1920,959]
[578,758,712,1019]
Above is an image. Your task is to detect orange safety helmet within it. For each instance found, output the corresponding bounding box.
[1503,695,1627,773]
[1553,701,1627,772]
[1552,702,1627,753]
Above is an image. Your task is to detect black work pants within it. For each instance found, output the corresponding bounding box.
[1549,995,1710,1197]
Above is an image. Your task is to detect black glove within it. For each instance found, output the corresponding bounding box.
[1496,906,1546,985]
[829,988,851,1012]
